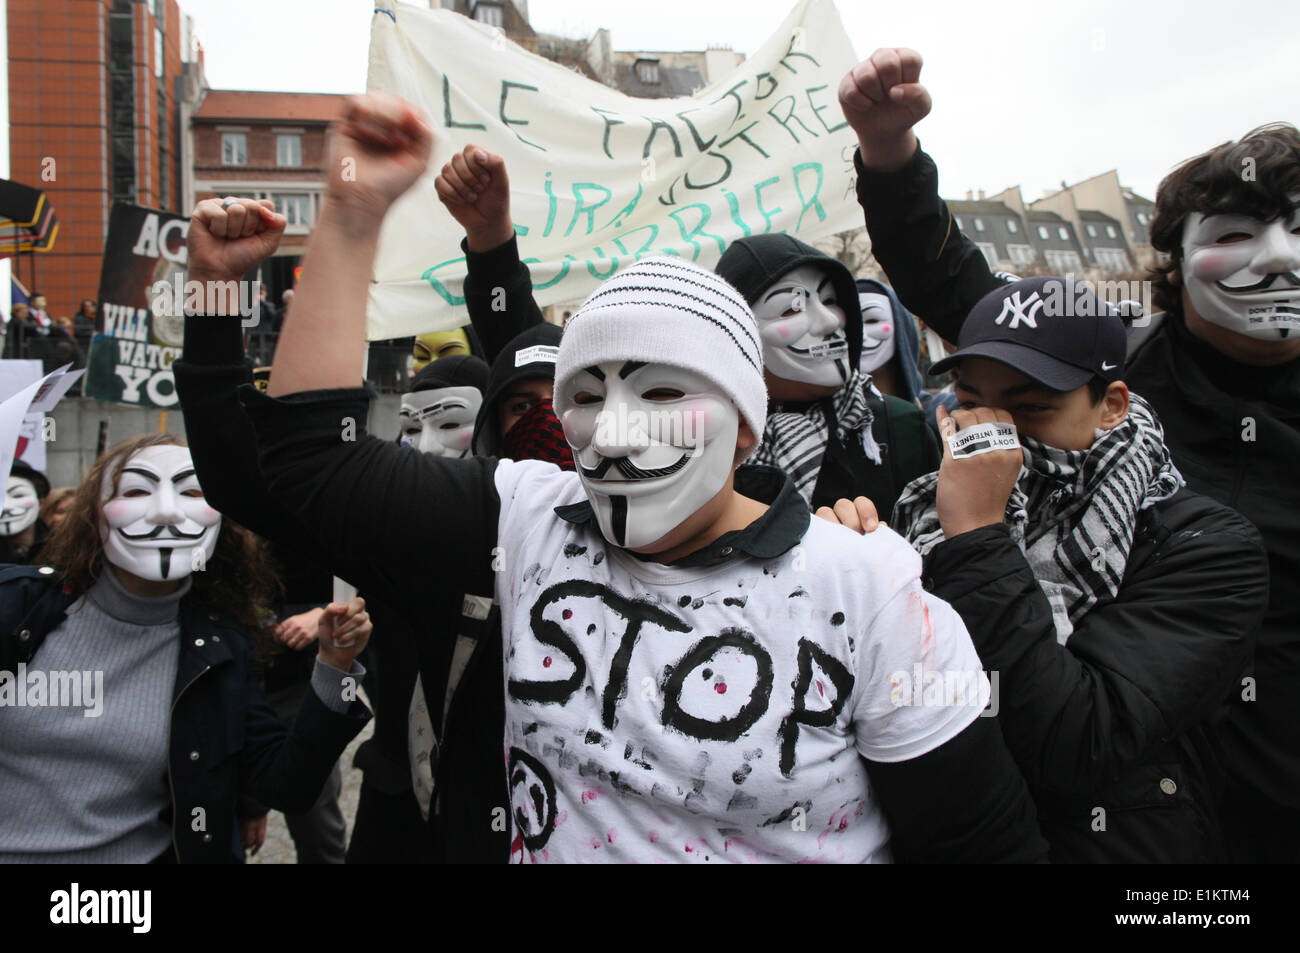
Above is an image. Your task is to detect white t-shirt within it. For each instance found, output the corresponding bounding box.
[493,460,990,863]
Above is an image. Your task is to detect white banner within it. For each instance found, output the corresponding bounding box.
[365,0,861,340]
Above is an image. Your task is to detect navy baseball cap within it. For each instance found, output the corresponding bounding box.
[930,276,1126,391]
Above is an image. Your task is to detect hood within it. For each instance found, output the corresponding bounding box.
[715,234,863,367]
[472,323,564,456]
[856,278,924,402]
[408,353,490,394]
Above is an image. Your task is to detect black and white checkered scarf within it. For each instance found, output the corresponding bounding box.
[892,394,1183,642]
[751,370,881,504]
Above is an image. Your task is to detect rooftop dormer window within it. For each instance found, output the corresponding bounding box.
[636,56,661,85]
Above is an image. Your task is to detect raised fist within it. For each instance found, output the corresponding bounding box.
[187,198,285,288]
[434,144,514,252]
[325,93,434,222]
[838,48,931,172]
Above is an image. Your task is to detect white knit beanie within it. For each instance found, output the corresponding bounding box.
[555,256,767,461]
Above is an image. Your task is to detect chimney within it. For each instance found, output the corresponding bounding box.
[977,189,986,200]
[965,190,973,201]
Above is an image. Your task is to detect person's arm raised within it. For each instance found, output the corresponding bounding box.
[268,93,433,396]
[436,144,544,365]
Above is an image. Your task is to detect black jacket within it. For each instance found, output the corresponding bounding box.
[0,564,369,863]
[855,144,1298,837]
[174,316,510,864]
[924,491,1266,862]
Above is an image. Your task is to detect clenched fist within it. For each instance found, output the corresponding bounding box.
[838,47,931,172]
[325,93,434,224]
[314,596,372,671]
[934,405,1023,538]
[187,197,286,290]
[434,144,514,252]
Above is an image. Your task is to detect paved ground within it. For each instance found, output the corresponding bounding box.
[247,695,374,865]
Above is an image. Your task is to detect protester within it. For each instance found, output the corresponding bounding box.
[176,214,508,864]
[185,93,1048,864]
[411,327,478,374]
[398,355,488,456]
[0,460,51,565]
[841,46,1299,862]
[0,434,372,862]
[880,277,1268,862]
[715,236,939,518]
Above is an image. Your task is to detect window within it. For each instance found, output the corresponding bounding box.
[277,134,301,167]
[1045,249,1083,273]
[975,242,998,267]
[1057,226,1070,241]
[154,28,163,78]
[273,194,313,227]
[221,132,246,166]
[1007,244,1037,265]
[973,217,985,232]
[1136,212,1149,225]
[1085,224,1097,238]
[636,59,660,84]
[1037,225,1050,240]
[473,2,503,28]
[1006,219,1019,234]
[1095,248,1130,272]
[954,216,963,230]
[1105,224,1118,239]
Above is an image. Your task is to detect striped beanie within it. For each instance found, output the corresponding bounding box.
[555,256,767,461]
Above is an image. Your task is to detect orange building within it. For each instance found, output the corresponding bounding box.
[6,0,200,318]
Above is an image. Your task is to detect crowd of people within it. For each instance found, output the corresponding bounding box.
[0,46,1296,864]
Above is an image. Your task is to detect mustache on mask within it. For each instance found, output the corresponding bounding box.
[117,524,211,542]
[579,451,693,481]
[1217,271,1300,294]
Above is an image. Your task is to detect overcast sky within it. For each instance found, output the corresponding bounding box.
[178,0,1298,203]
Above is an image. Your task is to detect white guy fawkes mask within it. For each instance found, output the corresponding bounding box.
[99,445,222,582]
[752,264,850,387]
[0,475,40,537]
[398,386,482,458]
[858,291,897,374]
[559,361,739,550]
[1181,203,1300,340]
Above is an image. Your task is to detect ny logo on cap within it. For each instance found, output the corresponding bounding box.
[995,290,1044,330]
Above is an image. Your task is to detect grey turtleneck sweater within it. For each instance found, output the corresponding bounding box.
[0,567,187,862]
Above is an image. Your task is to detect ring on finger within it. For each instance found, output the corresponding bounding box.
[220,197,238,210]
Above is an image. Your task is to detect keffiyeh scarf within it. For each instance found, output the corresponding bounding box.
[752,370,881,503]
[893,394,1183,642]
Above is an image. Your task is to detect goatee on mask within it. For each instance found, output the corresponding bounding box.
[398,385,481,458]
[1182,206,1300,340]
[0,475,40,537]
[560,364,738,550]
[857,291,897,374]
[752,264,850,388]
[99,445,222,582]
[500,398,574,470]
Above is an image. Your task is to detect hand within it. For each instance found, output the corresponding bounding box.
[434,144,514,252]
[324,93,433,225]
[314,597,371,670]
[838,47,931,172]
[187,198,286,288]
[240,814,267,856]
[273,607,326,652]
[934,405,1023,538]
[815,496,883,534]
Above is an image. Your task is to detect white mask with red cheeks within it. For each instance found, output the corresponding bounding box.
[99,445,222,582]
[857,291,897,374]
[398,386,481,458]
[752,264,850,387]
[0,476,40,537]
[1181,202,1300,340]
[559,361,739,550]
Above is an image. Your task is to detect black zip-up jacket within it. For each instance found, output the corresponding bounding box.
[0,564,369,863]
[855,144,1297,855]
[174,316,509,863]
[923,491,1265,862]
